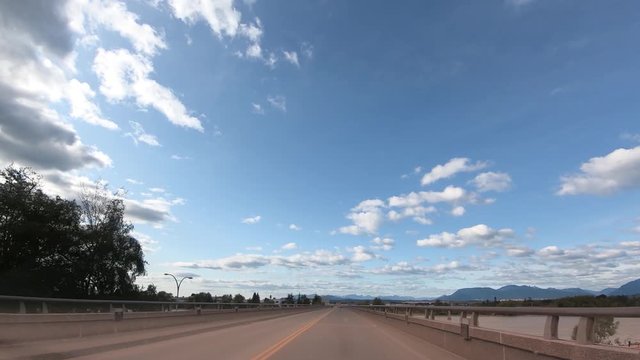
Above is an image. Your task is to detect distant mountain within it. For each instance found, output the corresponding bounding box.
[440,285,602,301]
[323,278,640,303]
[609,279,640,296]
[598,288,618,296]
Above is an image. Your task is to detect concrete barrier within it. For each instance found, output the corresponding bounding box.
[0,307,315,343]
[357,308,639,360]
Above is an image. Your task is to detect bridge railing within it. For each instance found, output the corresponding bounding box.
[355,304,640,345]
[0,294,307,318]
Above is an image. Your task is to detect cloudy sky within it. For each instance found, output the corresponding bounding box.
[2,0,640,298]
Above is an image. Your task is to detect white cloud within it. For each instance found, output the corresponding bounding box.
[76,0,167,56]
[171,154,191,160]
[388,186,467,207]
[387,205,435,225]
[242,215,261,224]
[282,242,297,250]
[66,79,118,130]
[267,95,286,112]
[421,158,487,186]
[245,246,262,251]
[251,103,264,114]
[93,48,203,131]
[416,224,514,248]
[350,245,376,262]
[126,178,143,185]
[289,224,302,231]
[282,51,299,67]
[558,146,640,195]
[168,0,241,38]
[338,199,385,235]
[451,206,465,216]
[505,246,534,257]
[371,237,395,251]
[471,172,512,192]
[149,187,165,193]
[126,121,161,146]
[538,245,565,257]
[175,249,350,270]
[131,230,159,252]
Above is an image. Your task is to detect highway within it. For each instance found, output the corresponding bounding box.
[2,307,463,359]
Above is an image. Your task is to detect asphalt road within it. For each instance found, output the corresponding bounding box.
[4,307,464,359]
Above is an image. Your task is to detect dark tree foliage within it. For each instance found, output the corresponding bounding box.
[233,293,246,303]
[0,166,146,298]
[189,292,214,302]
[371,297,384,305]
[248,292,260,303]
[284,293,295,304]
[312,294,322,305]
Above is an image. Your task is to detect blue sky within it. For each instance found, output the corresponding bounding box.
[2,0,640,297]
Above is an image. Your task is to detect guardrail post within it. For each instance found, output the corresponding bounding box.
[459,311,467,323]
[430,310,435,320]
[424,309,429,319]
[544,315,559,340]
[42,302,48,314]
[113,308,124,321]
[575,317,594,344]
[196,306,202,315]
[447,310,451,320]
[404,308,409,324]
[19,301,26,314]
[384,307,388,318]
[470,312,479,327]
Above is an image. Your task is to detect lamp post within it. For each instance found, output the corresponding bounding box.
[164,273,192,308]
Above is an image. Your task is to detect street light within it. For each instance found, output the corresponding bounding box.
[164,273,193,300]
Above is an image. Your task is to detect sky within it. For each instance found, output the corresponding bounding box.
[1,0,640,298]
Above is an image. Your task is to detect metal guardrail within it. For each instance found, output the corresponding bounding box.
[0,294,309,318]
[355,304,640,345]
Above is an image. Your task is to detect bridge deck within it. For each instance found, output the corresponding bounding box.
[1,307,463,359]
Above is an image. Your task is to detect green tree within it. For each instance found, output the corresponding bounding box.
[0,166,146,298]
[312,294,323,305]
[233,293,246,303]
[372,297,384,305]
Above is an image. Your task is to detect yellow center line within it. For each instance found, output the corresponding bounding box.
[251,308,334,360]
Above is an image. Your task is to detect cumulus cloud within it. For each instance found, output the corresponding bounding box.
[338,199,385,235]
[416,224,514,248]
[0,1,112,172]
[421,158,487,186]
[242,215,261,224]
[471,172,512,192]
[126,121,161,146]
[289,224,302,231]
[350,246,376,262]
[558,146,640,195]
[451,206,465,216]
[371,237,395,251]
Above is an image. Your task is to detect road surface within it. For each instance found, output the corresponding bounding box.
[3,307,464,359]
